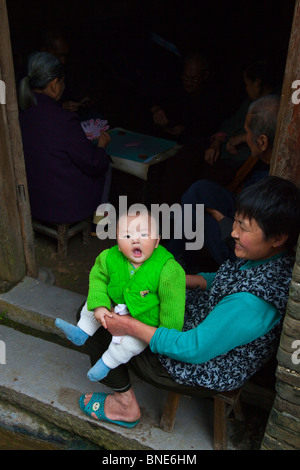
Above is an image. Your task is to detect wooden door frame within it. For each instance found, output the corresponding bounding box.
[0,0,37,285]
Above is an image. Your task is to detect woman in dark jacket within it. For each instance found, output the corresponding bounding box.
[18,51,111,224]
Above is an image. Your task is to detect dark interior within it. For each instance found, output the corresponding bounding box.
[7,0,295,133]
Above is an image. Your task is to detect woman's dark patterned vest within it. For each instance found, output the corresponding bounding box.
[158,254,295,391]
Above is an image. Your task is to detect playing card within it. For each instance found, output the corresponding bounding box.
[81,118,109,140]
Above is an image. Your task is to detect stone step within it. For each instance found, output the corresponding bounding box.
[0,276,215,450]
[0,276,85,338]
[0,325,214,450]
[0,276,271,450]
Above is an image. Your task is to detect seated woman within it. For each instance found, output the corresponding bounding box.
[78,176,300,427]
[18,51,111,225]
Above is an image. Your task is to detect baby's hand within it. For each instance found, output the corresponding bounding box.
[94,307,113,329]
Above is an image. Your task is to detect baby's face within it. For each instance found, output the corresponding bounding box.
[117,213,160,268]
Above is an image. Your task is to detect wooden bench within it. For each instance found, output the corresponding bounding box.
[160,389,244,450]
[32,218,91,260]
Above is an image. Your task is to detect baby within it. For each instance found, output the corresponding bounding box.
[55,209,185,381]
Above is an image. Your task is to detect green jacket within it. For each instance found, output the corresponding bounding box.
[106,245,172,325]
[87,245,185,330]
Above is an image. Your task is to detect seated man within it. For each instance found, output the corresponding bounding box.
[149,51,221,144]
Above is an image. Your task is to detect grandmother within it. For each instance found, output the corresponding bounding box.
[18,51,111,225]
[78,176,300,427]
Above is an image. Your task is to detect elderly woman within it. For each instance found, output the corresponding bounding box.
[18,51,110,224]
[77,176,300,427]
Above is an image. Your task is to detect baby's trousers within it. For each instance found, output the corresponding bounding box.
[77,301,148,369]
[83,318,218,398]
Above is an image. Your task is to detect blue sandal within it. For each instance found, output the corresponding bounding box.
[79,393,140,428]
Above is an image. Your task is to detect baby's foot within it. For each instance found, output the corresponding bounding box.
[87,358,111,381]
[55,318,89,346]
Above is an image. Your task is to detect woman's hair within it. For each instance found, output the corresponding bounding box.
[18,51,64,110]
[236,176,300,251]
[244,60,282,91]
[247,94,280,149]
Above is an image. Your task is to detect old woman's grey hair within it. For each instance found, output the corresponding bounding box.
[247,94,280,149]
[18,51,64,110]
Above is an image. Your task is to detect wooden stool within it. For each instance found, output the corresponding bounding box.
[213,389,244,450]
[32,218,91,260]
[160,389,244,450]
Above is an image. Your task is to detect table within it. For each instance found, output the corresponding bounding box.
[106,128,181,181]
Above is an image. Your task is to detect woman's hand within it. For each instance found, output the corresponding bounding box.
[225,133,246,155]
[97,131,111,149]
[106,312,157,345]
[204,138,223,165]
[105,311,130,336]
[151,106,169,127]
[164,124,186,136]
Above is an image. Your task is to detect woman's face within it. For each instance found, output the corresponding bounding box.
[244,72,261,101]
[55,76,65,101]
[231,213,283,260]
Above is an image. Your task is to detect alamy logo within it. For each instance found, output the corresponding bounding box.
[94,196,204,250]
[291,80,300,105]
[0,80,5,104]
[0,340,6,364]
[291,339,300,365]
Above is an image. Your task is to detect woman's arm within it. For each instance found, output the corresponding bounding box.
[186,272,217,290]
[106,312,157,344]
[106,292,280,364]
[150,293,280,364]
[186,274,207,290]
[65,114,110,176]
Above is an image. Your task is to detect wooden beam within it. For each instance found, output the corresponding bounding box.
[0,99,26,286]
[0,0,37,278]
[270,0,300,186]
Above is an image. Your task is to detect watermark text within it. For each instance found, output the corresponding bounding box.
[94,197,204,251]
[0,340,6,364]
[0,80,5,104]
[291,80,300,105]
[291,339,300,365]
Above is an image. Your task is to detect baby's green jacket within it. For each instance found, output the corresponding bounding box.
[87,245,185,331]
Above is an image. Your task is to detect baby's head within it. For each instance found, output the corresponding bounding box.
[117,210,160,268]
